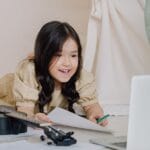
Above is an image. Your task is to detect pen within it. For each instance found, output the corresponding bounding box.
[96,114,110,123]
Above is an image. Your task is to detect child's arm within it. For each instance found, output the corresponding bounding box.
[17,104,52,123]
[17,103,35,115]
[83,103,108,126]
[76,69,108,126]
[13,59,51,123]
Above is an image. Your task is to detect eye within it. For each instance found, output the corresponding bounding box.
[71,54,78,57]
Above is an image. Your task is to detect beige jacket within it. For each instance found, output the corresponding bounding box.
[0,73,16,106]
[1,59,98,114]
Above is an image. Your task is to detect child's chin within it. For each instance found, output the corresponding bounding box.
[60,78,71,83]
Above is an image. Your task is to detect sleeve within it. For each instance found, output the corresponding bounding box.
[0,73,16,106]
[13,59,39,108]
[76,69,98,107]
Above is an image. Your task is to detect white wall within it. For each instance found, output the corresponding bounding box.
[0,0,91,77]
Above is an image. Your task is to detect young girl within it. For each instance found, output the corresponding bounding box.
[13,21,108,126]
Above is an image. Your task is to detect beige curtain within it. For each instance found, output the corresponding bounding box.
[145,0,150,42]
[84,0,150,105]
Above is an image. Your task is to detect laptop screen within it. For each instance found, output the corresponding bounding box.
[127,76,150,150]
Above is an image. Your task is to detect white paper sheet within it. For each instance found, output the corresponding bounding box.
[48,107,112,133]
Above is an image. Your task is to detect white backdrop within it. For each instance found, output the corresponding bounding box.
[0,0,90,77]
[84,0,150,105]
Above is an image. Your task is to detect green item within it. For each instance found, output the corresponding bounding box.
[96,114,110,123]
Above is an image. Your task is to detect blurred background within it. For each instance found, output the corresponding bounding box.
[0,0,150,108]
[0,0,91,77]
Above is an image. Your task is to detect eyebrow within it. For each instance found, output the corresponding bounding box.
[57,50,78,53]
[71,50,78,53]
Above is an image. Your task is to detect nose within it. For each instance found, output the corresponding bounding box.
[62,56,71,67]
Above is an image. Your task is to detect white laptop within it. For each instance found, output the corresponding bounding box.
[90,75,150,150]
[127,76,150,150]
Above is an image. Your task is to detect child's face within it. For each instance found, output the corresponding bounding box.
[49,38,79,87]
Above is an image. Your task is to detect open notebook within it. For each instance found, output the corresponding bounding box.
[48,107,112,134]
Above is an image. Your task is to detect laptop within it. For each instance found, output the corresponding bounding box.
[90,75,150,150]
[127,76,150,150]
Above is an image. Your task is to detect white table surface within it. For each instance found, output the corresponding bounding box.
[0,116,128,150]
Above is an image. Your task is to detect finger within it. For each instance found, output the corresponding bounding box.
[35,113,52,123]
[88,116,97,123]
[99,119,108,127]
[43,116,52,123]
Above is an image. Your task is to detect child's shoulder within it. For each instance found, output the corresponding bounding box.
[15,59,35,80]
[76,68,95,88]
[16,59,34,73]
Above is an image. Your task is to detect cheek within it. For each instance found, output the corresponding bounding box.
[48,66,57,79]
[48,58,59,72]
[73,58,79,68]
[48,63,57,75]
[48,66,52,75]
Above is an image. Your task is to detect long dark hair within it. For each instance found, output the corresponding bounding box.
[34,21,82,113]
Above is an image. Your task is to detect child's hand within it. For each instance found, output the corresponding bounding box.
[83,103,108,126]
[35,113,52,124]
[17,106,52,125]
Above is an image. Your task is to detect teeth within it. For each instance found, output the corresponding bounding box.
[60,69,69,73]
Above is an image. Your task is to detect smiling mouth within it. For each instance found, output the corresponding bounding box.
[59,69,71,74]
